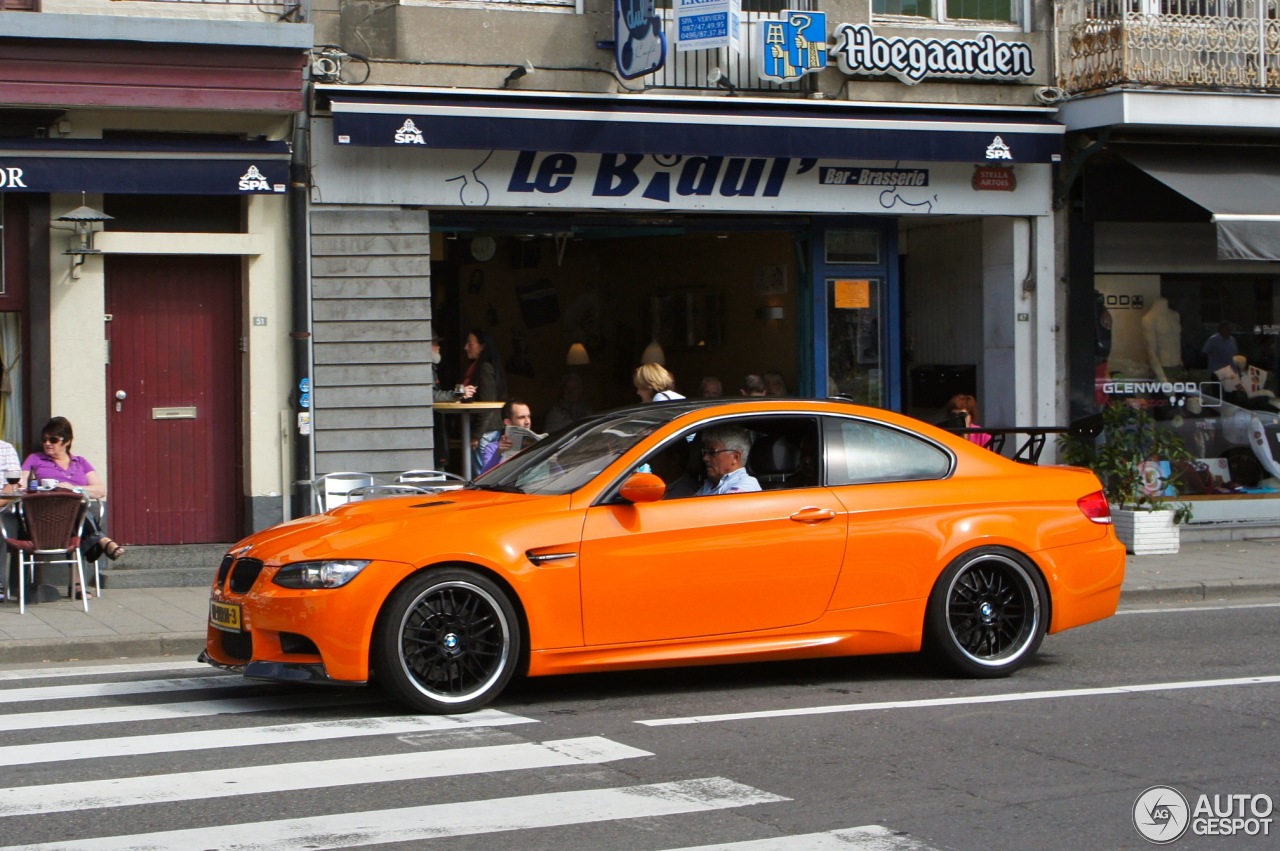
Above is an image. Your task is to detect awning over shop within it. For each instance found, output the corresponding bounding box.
[0,139,291,195]
[321,86,1064,165]
[1118,146,1280,262]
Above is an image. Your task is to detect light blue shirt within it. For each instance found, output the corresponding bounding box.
[696,466,761,496]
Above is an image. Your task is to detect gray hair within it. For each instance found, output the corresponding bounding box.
[700,424,752,456]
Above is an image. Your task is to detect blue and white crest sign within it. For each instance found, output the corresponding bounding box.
[615,0,667,80]
[759,11,827,83]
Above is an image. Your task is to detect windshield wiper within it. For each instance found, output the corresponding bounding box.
[466,482,526,494]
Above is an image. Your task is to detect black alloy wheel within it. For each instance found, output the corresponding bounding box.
[924,547,1047,678]
[374,568,521,713]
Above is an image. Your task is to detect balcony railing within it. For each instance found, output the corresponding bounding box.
[644,1,816,94]
[1057,0,1280,93]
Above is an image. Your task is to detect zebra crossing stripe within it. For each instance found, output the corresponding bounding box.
[0,692,376,732]
[0,661,208,681]
[0,777,787,851]
[0,710,535,768]
[665,825,938,849]
[0,675,247,704]
[0,736,651,816]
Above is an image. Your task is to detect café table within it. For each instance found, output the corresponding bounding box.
[432,401,505,481]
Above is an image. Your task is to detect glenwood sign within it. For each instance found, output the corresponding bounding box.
[832,23,1036,86]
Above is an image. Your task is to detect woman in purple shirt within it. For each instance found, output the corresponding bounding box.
[21,417,124,595]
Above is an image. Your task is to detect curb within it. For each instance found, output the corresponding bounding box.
[1120,578,1280,605]
[0,633,206,665]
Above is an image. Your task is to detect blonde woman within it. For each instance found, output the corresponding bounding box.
[633,363,684,403]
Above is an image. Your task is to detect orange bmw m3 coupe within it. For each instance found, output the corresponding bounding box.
[202,399,1124,713]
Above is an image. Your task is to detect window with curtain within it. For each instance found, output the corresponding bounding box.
[874,0,1017,22]
[0,313,22,449]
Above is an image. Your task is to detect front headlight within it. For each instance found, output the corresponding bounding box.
[272,560,371,589]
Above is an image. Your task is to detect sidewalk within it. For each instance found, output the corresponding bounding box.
[1,539,1278,666]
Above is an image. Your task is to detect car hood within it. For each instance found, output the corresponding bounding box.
[230,489,570,566]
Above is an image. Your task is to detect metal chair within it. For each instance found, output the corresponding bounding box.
[347,483,434,501]
[4,490,91,614]
[311,472,378,513]
[397,469,466,491]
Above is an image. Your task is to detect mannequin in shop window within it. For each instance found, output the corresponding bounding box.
[1141,296,1183,383]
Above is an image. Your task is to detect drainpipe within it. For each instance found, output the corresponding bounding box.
[288,78,313,520]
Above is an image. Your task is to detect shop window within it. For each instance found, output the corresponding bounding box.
[650,287,722,351]
[874,0,1017,23]
[1086,275,1280,498]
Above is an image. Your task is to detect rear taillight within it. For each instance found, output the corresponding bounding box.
[1078,490,1112,524]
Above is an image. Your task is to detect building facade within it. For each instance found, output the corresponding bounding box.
[0,4,311,542]
[1055,0,1280,525]
[305,0,1068,488]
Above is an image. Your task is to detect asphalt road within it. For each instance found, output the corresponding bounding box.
[0,597,1277,850]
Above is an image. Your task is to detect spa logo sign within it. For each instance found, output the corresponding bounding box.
[833,24,1035,86]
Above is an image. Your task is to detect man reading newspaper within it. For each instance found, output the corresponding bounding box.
[477,400,546,475]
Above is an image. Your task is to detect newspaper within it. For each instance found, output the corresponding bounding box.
[501,425,547,460]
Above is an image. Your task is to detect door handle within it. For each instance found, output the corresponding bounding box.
[789,507,837,523]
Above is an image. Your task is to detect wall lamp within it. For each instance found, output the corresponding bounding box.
[565,342,590,366]
[55,196,113,279]
[504,60,535,87]
[707,67,736,94]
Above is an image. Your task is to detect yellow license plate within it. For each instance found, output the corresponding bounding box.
[210,600,242,633]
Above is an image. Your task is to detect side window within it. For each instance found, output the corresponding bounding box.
[632,416,822,498]
[824,417,951,485]
[743,417,821,491]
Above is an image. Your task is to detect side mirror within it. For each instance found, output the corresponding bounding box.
[619,471,666,503]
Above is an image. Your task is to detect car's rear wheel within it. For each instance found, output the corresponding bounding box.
[374,568,520,713]
[925,547,1047,678]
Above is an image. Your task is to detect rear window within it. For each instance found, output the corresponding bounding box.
[825,417,951,485]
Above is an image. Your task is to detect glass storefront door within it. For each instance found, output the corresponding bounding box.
[812,222,899,409]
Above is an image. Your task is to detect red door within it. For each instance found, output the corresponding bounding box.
[106,256,240,544]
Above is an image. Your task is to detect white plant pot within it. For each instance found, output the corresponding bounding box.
[1112,506,1180,555]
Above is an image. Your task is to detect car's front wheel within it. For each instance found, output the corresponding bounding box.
[374,568,521,713]
[924,547,1047,678]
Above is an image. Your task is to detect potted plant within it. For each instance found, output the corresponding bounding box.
[1058,402,1194,555]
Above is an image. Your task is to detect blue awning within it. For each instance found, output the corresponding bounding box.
[0,139,291,195]
[322,87,1063,165]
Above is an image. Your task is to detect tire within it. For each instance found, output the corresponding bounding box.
[924,547,1047,678]
[374,568,521,713]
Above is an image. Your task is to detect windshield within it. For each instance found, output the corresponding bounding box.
[471,407,687,495]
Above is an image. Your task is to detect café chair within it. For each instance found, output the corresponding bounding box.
[347,483,433,501]
[397,469,466,491]
[311,472,378,514]
[4,490,91,614]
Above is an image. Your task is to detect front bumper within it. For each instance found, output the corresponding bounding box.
[201,552,414,684]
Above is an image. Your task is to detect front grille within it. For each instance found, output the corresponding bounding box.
[229,558,264,593]
[215,553,234,586]
[219,629,253,661]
